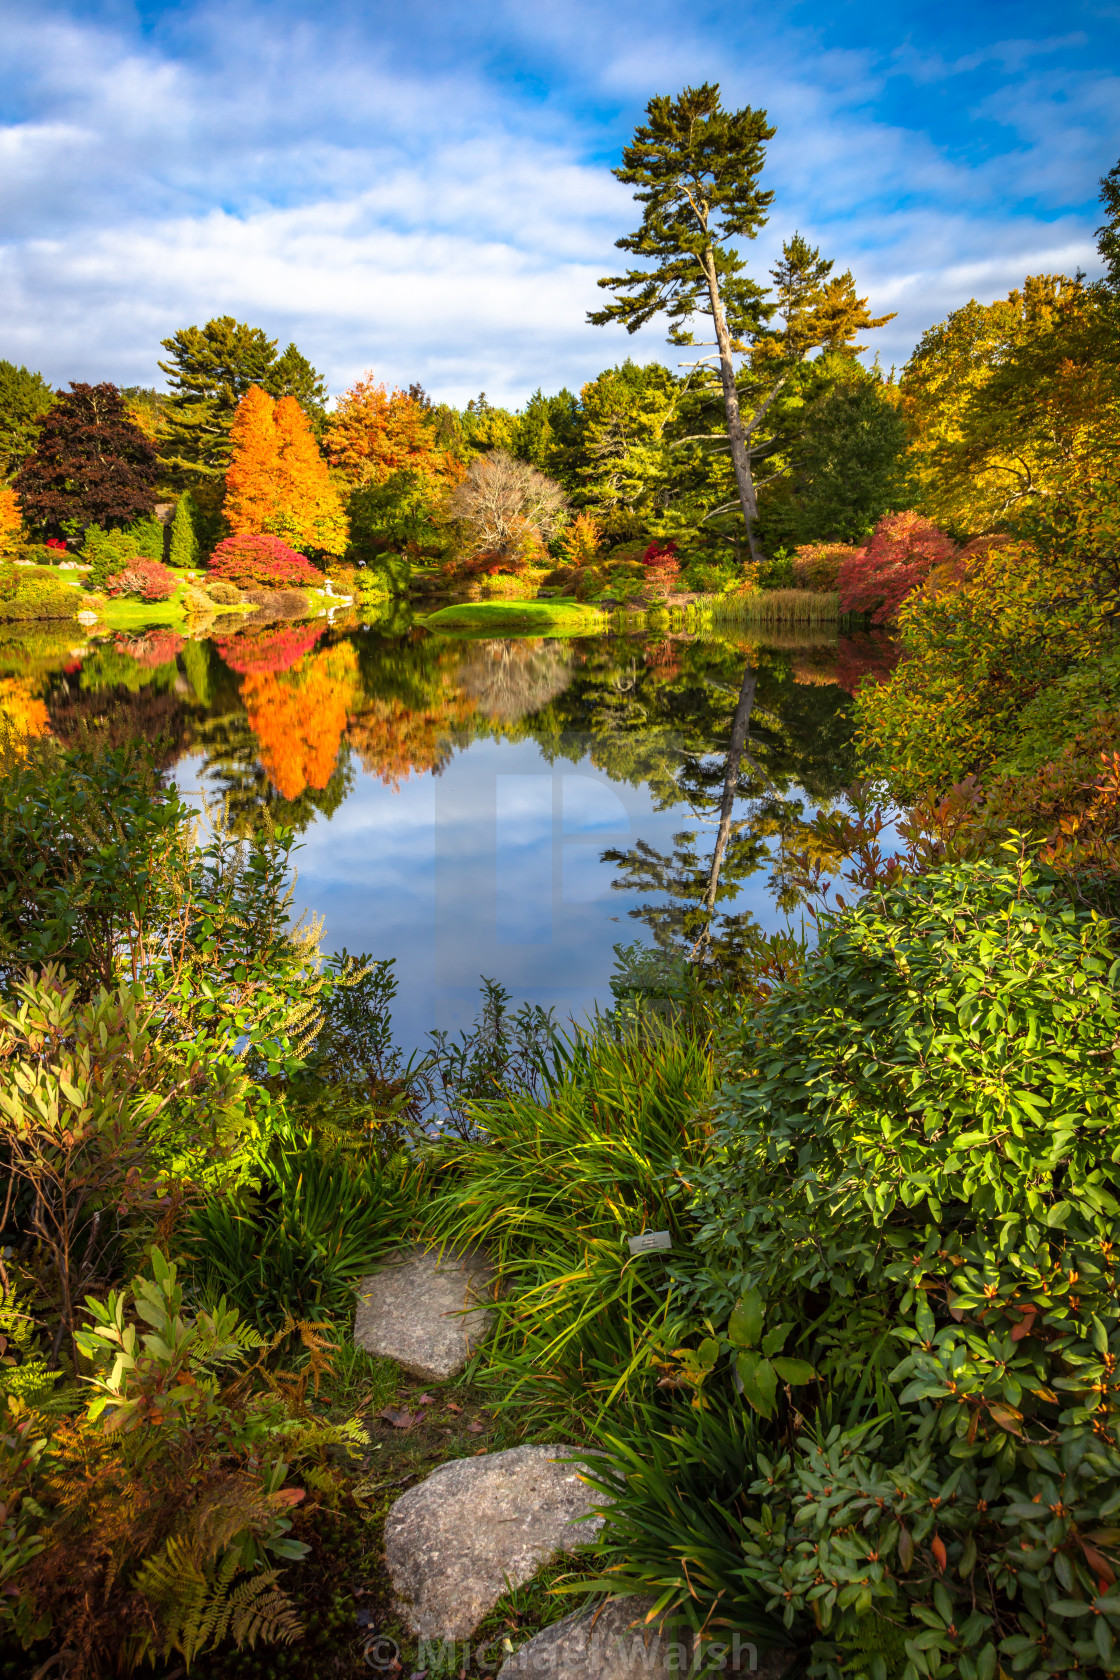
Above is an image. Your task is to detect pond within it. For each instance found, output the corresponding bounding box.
[11,611,897,1054]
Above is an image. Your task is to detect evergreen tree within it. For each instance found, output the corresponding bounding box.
[0,360,54,478]
[169,492,201,568]
[1097,154,1120,291]
[593,86,893,558]
[269,343,328,433]
[158,317,325,482]
[15,383,157,536]
[761,369,911,548]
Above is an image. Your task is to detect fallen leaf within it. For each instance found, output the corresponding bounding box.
[378,1406,414,1429]
[444,1402,463,1415]
[467,1420,486,1434]
[415,1393,436,1406]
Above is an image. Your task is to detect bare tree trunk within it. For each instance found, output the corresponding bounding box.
[704,251,761,562]
[690,662,757,961]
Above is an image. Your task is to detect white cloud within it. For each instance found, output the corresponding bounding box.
[0,0,1116,403]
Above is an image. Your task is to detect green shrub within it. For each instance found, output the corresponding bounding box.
[0,564,78,620]
[596,855,1120,1677]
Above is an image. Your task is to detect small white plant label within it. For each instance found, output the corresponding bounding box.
[627,1230,672,1256]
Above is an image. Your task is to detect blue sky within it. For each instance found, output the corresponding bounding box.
[2,0,1117,407]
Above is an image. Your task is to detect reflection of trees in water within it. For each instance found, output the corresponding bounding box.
[546,629,865,973]
[454,638,573,722]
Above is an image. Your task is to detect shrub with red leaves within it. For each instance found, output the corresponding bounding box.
[837,512,957,625]
[208,533,322,590]
[641,539,681,591]
[105,559,178,602]
[45,538,68,555]
[217,621,325,677]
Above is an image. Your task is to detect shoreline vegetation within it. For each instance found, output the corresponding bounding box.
[0,79,1117,1680]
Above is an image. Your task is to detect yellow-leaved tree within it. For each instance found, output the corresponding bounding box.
[225,387,347,556]
[0,484,22,555]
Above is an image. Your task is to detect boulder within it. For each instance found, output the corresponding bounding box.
[384,1444,605,1641]
[496,1596,688,1678]
[498,1598,797,1678]
[354,1244,495,1382]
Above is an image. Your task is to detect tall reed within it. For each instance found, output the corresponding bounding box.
[691,588,842,628]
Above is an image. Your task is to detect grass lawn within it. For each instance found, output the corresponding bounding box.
[422,598,606,636]
[97,596,188,630]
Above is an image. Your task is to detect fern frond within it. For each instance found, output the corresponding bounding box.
[227,1568,303,1650]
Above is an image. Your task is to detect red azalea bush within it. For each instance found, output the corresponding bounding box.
[45,537,68,555]
[837,512,958,625]
[208,533,322,590]
[104,559,178,602]
[217,621,325,677]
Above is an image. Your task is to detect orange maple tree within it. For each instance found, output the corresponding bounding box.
[225,386,347,555]
[0,485,22,555]
[327,379,457,488]
[241,641,360,801]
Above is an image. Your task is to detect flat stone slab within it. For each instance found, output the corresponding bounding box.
[499,1597,797,1678]
[354,1244,494,1381]
[384,1444,606,1641]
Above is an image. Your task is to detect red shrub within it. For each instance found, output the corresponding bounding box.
[208,533,322,590]
[641,540,681,590]
[217,621,325,676]
[45,538,68,555]
[837,513,957,625]
[105,559,177,602]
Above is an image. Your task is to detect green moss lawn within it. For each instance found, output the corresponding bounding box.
[422,598,606,635]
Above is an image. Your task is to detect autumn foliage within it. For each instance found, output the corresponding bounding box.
[105,559,177,602]
[327,379,457,488]
[217,622,325,677]
[208,533,321,590]
[225,386,347,555]
[837,512,958,625]
[241,641,360,801]
[0,485,21,555]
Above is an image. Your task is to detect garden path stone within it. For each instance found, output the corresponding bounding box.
[384,1444,605,1641]
[353,1244,494,1381]
[497,1597,797,1678]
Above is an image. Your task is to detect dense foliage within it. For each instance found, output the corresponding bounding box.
[15,383,157,538]
[208,532,322,589]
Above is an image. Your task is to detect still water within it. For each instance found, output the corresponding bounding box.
[26,612,895,1053]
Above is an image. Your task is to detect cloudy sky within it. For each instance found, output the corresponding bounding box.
[2,0,1117,408]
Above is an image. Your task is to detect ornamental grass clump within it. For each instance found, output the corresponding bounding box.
[588,853,1120,1679]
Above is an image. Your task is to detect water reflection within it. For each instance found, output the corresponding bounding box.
[5,608,896,1044]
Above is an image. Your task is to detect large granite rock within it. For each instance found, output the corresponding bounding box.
[385,1444,606,1640]
[498,1597,796,1678]
[354,1244,494,1381]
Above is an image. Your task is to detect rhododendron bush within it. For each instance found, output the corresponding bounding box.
[208,533,321,590]
[217,621,325,677]
[837,511,958,625]
[105,558,177,602]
